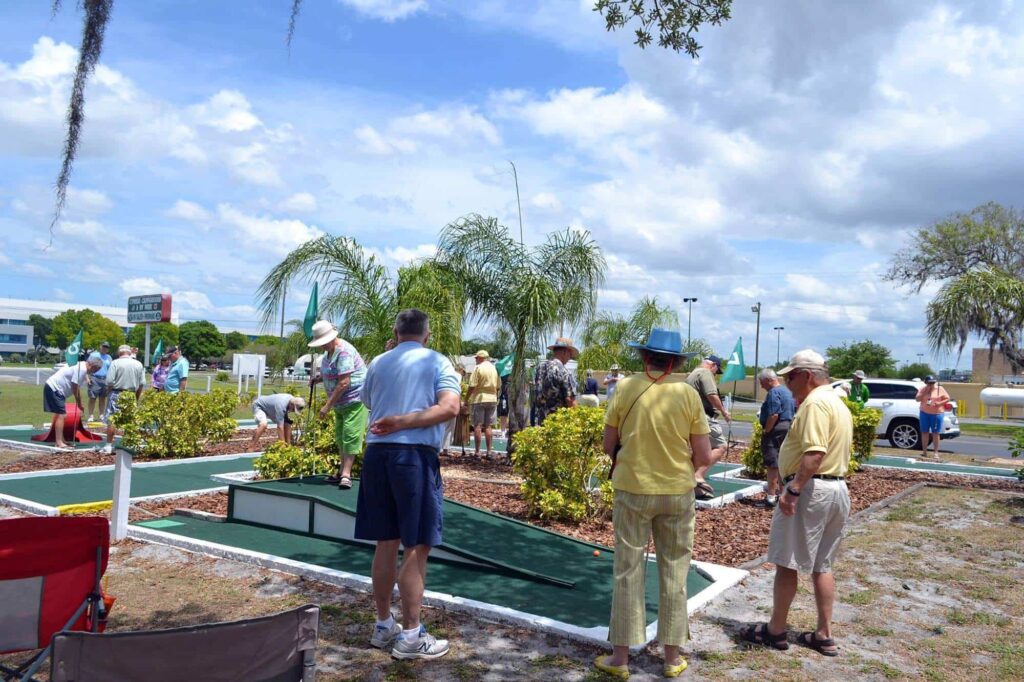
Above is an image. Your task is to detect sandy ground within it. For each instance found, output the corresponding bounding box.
[3,485,1021,681]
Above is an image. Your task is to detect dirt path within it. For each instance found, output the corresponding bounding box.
[3,485,1020,681]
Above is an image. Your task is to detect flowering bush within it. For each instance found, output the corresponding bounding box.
[510,406,610,522]
[111,389,237,458]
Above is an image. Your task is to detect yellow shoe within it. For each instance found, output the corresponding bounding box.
[594,655,630,679]
[664,658,688,677]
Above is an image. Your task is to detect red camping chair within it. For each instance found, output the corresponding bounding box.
[0,517,111,681]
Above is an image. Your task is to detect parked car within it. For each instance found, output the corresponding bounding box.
[832,378,960,449]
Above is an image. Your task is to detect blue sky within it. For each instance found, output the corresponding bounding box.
[3,0,1024,370]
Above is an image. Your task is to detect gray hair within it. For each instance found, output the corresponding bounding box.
[86,357,103,369]
[586,369,594,377]
[757,368,777,382]
[809,367,831,381]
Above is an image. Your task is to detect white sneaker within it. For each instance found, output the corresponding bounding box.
[369,620,403,649]
[88,414,96,422]
[391,629,450,660]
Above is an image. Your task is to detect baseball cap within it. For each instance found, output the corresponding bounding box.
[100,341,110,348]
[924,375,936,383]
[165,346,180,354]
[475,350,490,359]
[777,349,827,375]
[707,355,725,374]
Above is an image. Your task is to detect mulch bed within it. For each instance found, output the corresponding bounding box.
[0,431,276,474]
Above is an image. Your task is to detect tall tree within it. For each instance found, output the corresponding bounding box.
[256,235,464,360]
[127,321,178,349]
[578,296,679,372]
[42,2,734,230]
[433,214,605,439]
[825,340,897,379]
[27,314,53,348]
[178,320,226,361]
[887,202,1024,373]
[48,309,125,351]
[223,331,249,351]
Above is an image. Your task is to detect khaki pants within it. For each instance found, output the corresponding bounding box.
[609,489,696,647]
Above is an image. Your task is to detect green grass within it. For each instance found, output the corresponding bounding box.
[841,588,879,606]
[946,609,1010,627]
[959,422,1024,438]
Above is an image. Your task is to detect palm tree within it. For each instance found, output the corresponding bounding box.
[433,214,605,437]
[925,267,1024,373]
[256,235,464,360]
[578,297,678,372]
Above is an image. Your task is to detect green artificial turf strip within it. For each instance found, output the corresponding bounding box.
[0,426,110,449]
[867,455,1017,478]
[0,454,259,506]
[138,513,714,629]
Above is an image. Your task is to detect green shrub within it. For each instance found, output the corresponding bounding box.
[254,440,334,479]
[9,353,22,363]
[740,398,882,477]
[1010,430,1024,482]
[216,370,230,382]
[510,406,608,523]
[290,394,363,476]
[111,389,238,458]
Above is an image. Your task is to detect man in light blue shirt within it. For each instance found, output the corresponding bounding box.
[354,309,460,661]
[163,346,190,394]
[86,341,113,422]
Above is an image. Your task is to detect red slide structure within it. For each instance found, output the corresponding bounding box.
[30,403,102,444]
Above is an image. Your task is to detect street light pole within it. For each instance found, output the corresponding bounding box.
[773,326,784,365]
[683,297,697,343]
[752,302,761,403]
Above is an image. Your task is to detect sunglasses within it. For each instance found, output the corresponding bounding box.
[784,369,806,383]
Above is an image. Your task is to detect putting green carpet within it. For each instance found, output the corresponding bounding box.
[866,455,1018,478]
[0,455,259,507]
[135,513,713,629]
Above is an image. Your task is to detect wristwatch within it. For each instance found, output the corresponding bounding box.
[786,485,800,497]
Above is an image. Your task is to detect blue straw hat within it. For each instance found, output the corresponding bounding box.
[627,328,696,358]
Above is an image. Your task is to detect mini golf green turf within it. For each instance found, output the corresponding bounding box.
[0,455,259,507]
[867,455,1018,478]
[701,477,761,498]
[0,426,110,449]
[135,513,714,629]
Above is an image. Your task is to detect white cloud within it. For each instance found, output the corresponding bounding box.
[391,106,501,146]
[174,290,213,311]
[21,263,55,278]
[53,287,73,301]
[120,277,168,296]
[189,90,261,132]
[339,0,427,22]
[165,200,212,223]
[66,188,113,216]
[227,143,282,186]
[354,125,415,155]
[217,204,323,255]
[57,219,103,238]
[279,192,317,213]
[529,192,562,212]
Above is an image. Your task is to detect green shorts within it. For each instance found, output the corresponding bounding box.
[334,401,368,455]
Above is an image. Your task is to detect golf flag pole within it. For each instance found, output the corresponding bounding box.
[151,339,164,367]
[719,337,745,456]
[302,283,319,477]
[65,329,83,365]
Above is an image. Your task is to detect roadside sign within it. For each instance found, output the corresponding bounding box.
[127,294,172,323]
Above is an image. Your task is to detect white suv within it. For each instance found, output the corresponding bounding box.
[832,378,960,449]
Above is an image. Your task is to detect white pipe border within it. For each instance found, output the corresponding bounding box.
[695,482,765,509]
[0,452,262,482]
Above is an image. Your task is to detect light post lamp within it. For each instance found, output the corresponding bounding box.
[773,326,784,365]
[683,297,698,343]
[916,353,924,365]
[752,302,762,402]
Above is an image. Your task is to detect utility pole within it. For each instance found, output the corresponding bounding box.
[752,302,761,403]
[773,326,784,365]
[683,297,697,344]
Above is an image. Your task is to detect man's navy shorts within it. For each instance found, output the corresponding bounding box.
[43,384,66,415]
[355,443,443,548]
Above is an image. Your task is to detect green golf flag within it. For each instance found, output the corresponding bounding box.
[151,338,164,366]
[65,329,83,365]
[495,354,514,377]
[303,282,319,341]
[719,337,746,384]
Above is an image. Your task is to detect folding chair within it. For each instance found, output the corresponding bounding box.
[0,517,110,682]
[49,604,320,682]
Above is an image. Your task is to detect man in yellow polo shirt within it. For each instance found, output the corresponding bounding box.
[594,328,711,679]
[743,349,852,658]
[467,350,500,458]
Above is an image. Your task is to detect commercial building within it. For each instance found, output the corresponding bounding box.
[0,297,181,357]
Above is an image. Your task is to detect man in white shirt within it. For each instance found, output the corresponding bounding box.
[44,358,102,449]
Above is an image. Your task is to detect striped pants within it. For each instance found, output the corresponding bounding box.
[608,489,696,647]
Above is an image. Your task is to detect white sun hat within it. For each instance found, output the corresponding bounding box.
[307,320,339,348]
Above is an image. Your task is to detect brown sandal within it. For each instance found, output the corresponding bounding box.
[741,623,789,650]
[797,631,838,656]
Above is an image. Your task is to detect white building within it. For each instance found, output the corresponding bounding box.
[0,297,181,356]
